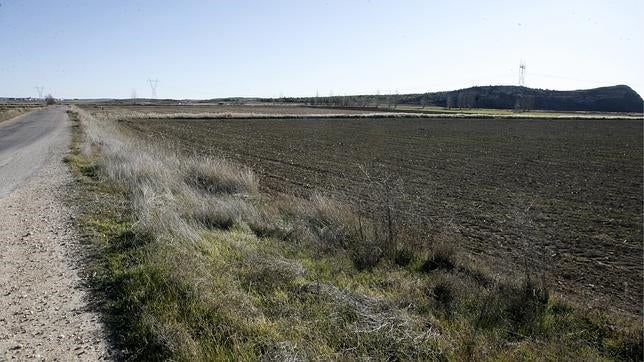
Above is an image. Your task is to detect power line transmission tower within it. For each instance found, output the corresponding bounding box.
[35,86,44,99]
[147,79,159,98]
[518,61,526,86]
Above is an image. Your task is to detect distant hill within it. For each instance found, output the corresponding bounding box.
[275,85,643,113]
[405,85,643,112]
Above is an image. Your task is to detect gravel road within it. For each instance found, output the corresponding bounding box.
[0,107,111,360]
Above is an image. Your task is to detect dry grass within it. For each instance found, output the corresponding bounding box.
[65,105,643,361]
[0,104,40,123]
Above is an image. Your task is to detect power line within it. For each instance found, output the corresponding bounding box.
[147,78,159,98]
[35,86,44,99]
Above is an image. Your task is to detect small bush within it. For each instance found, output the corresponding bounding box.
[421,241,456,272]
[433,282,454,307]
[502,278,549,328]
[306,194,385,269]
[392,246,415,266]
[476,278,549,334]
[349,237,382,270]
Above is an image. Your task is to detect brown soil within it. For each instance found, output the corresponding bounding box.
[123,117,643,317]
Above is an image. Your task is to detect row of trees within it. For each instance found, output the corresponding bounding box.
[445,92,535,111]
[275,94,402,109]
[275,90,537,112]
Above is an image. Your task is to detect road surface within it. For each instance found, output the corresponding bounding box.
[0,106,69,198]
[0,107,111,359]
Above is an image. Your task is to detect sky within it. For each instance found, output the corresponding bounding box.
[0,0,642,99]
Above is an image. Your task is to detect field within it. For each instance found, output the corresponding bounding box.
[121,115,643,316]
[0,104,40,123]
[78,103,374,116]
[66,105,643,359]
[392,104,643,119]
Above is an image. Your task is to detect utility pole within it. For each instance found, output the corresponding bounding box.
[147,78,159,98]
[516,61,527,111]
[35,86,44,99]
[518,61,526,86]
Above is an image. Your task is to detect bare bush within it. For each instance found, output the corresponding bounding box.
[357,165,418,260]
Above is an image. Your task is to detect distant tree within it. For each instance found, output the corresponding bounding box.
[523,95,535,111]
[466,92,476,108]
[456,92,464,108]
[393,90,399,109]
[45,94,56,105]
[515,94,535,112]
[456,92,475,109]
[446,95,454,109]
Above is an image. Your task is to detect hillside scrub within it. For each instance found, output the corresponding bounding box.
[66,106,642,360]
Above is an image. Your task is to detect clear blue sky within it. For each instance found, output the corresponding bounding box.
[1,0,642,99]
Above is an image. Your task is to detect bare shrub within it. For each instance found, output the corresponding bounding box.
[356,165,421,264]
[286,193,384,269]
[307,193,363,248]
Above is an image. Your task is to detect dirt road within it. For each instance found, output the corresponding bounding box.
[0,107,111,360]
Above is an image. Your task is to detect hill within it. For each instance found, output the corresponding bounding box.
[276,85,643,113]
